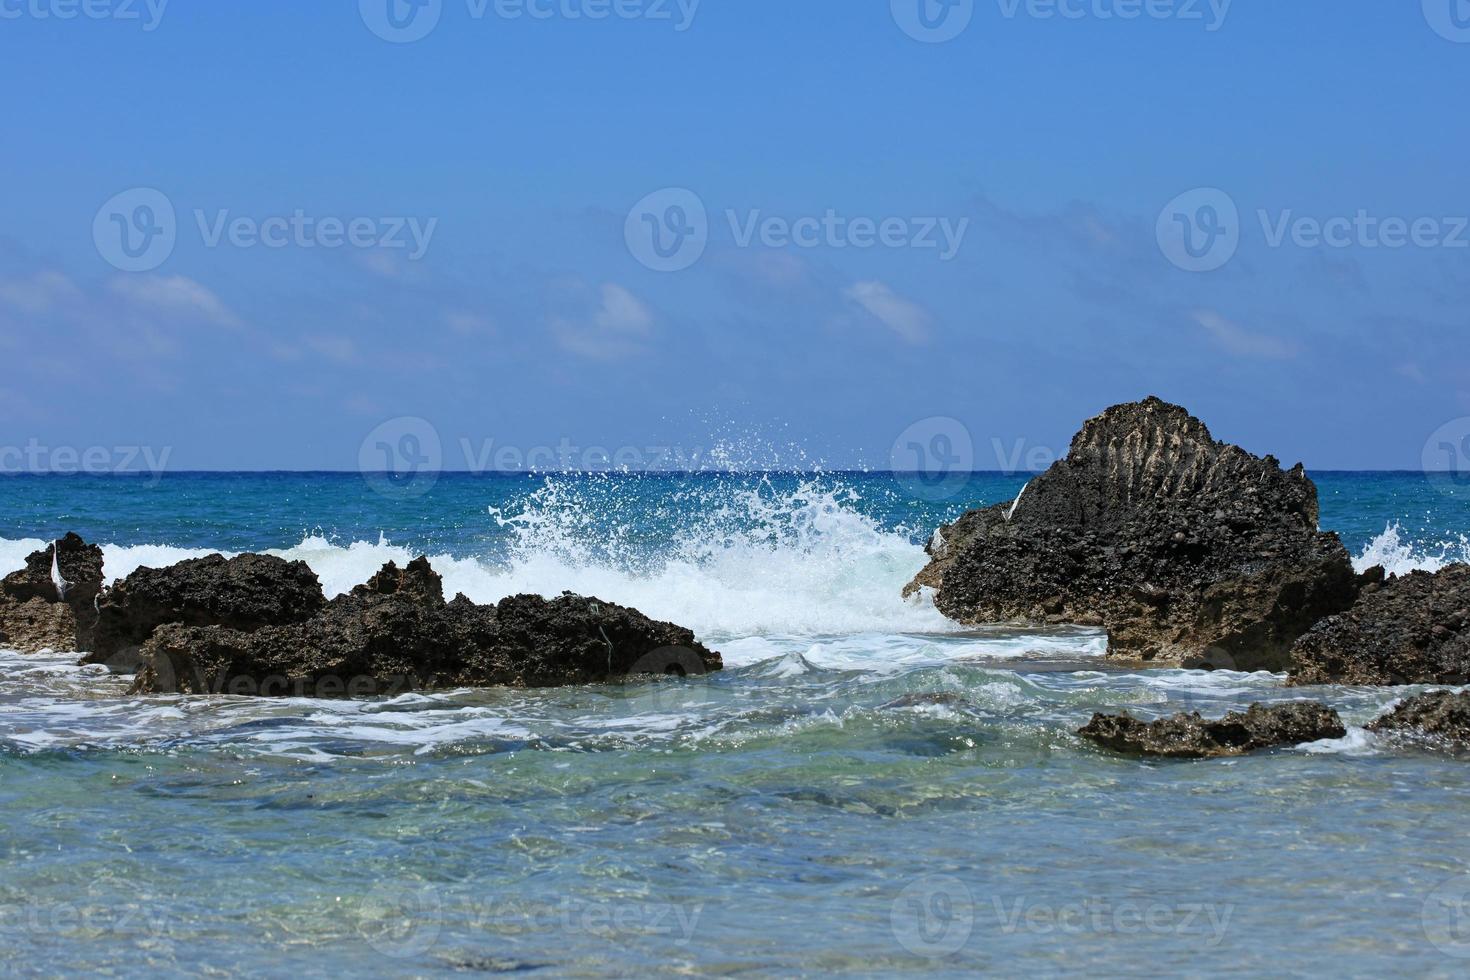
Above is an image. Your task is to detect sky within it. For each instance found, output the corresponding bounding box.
[2,1,1469,473]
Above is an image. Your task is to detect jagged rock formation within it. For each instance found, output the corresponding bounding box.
[84,552,327,672]
[1289,566,1470,686]
[1078,702,1345,758]
[1367,690,1470,749]
[0,534,105,652]
[132,558,722,697]
[905,398,1360,670]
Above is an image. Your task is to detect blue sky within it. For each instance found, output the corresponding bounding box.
[2,1,1468,472]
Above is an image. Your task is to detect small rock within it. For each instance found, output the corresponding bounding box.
[1078,702,1345,759]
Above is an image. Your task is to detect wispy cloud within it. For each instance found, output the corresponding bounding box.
[1193,310,1298,360]
[0,270,83,314]
[844,280,931,344]
[554,282,654,360]
[107,274,241,328]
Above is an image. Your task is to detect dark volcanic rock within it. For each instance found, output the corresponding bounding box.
[1288,565,1470,686]
[132,560,722,696]
[1367,690,1470,748]
[1078,702,1345,758]
[352,556,444,604]
[905,398,1359,670]
[0,533,105,652]
[0,597,79,653]
[86,553,326,668]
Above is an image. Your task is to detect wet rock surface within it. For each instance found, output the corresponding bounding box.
[1078,702,1346,758]
[0,534,105,652]
[1288,565,1470,686]
[132,559,722,697]
[1366,690,1470,748]
[906,398,1359,670]
[85,553,327,669]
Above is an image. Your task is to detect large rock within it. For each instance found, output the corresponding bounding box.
[0,533,105,652]
[85,553,326,670]
[132,558,722,696]
[1078,702,1345,758]
[1367,690,1470,749]
[905,398,1359,670]
[1288,566,1470,686]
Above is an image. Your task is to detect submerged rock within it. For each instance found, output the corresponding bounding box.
[1366,690,1470,748]
[85,553,327,671]
[0,533,105,652]
[905,398,1359,670]
[1078,702,1345,758]
[1288,565,1470,686]
[132,559,722,696]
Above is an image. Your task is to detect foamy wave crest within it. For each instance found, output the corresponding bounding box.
[0,476,955,639]
[1353,522,1470,577]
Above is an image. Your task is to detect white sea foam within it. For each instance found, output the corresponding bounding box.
[1353,522,1470,577]
[0,479,960,640]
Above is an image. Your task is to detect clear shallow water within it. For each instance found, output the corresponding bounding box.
[1,471,1469,976]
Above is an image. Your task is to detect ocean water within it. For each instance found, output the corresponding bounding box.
[1,471,1469,976]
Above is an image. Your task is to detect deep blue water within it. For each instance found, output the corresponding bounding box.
[0,470,1468,976]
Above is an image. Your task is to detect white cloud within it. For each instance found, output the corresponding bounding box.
[592,283,654,335]
[108,274,241,328]
[305,335,358,364]
[554,283,655,359]
[444,310,495,336]
[1193,310,1297,360]
[844,281,931,344]
[0,270,83,314]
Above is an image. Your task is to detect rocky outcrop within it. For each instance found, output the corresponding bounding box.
[132,559,722,696]
[905,398,1359,670]
[85,553,326,670]
[1288,566,1470,686]
[1367,690,1470,748]
[0,534,105,652]
[1078,702,1345,758]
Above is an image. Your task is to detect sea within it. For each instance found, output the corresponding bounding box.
[1,471,1468,976]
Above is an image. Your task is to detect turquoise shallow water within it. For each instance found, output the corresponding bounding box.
[1,471,1469,976]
